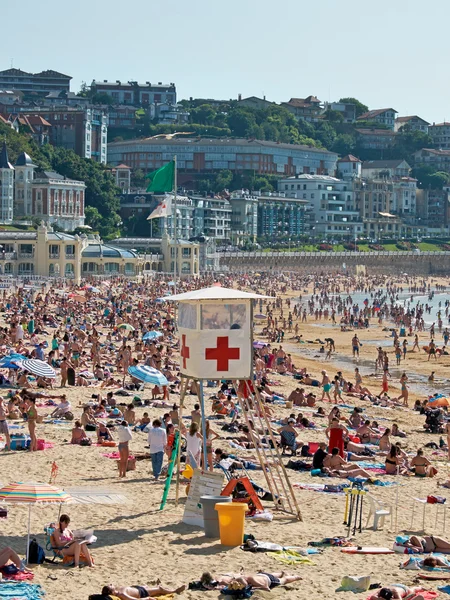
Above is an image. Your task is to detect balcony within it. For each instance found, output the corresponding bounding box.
[49,253,60,259]
[18,252,34,259]
[65,253,75,260]
[0,252,17,260]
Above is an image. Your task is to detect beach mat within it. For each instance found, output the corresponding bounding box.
[0,582,45,599]
[367,593,438,600]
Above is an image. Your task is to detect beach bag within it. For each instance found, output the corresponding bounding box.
[28,538,46,564]
[427,495,446,504]
[1,564,19,575]
[36,439,46,451]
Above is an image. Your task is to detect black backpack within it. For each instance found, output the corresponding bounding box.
[28,538,46,564]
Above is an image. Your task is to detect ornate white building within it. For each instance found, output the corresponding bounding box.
[0,142,85,230]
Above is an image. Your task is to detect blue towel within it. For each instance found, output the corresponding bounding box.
[0,582,45,599]
[438,585,450,594]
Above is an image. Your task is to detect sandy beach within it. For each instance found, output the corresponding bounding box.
[0,276,449,600]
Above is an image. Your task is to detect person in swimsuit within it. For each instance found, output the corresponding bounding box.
[385,446,408,475]
[321,370,332,402]
[0,397,11,450]
[200,570,302,592]
[25,397,38,452]
[101,582,186,598]
[369,584,426,599]
[71,421,90,444]
[52,514,94,568]
[403,535,450,553]
[97,422,113,443]
[410,448,437,477]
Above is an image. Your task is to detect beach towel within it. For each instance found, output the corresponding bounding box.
[0,582,45,599]
[438,585,450,594]
[365,593,437,600]
[1,570,34,581]
[270,550,314,565]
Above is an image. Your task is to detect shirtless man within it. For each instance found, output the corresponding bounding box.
[288,388,304,406]
[100,583,185,599]
[0,397,10,450]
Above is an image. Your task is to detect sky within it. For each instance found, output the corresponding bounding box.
[2,0,449,123]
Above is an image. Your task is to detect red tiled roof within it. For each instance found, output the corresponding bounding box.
[23,114,51,127]
[358,108,397,120]
[116,163,131,169]
[338,154,360,163]
[430,122,450,127]
[284,96,321,108]
[396,115,429,124]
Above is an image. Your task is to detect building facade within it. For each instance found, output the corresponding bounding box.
[278,175,362,238]
[91,80,176,106]
[280,96,322,122]
[228,191,258,244]
[0,144,85,229]
[357,108,398,129]
[257,193,308,239]
[414,148,450,173]
[428,123,450,150]
[395,115,429,133]
[355,129,397,150]
[0,69,71,96]
[108,137,338,179]
[362,159,411,179]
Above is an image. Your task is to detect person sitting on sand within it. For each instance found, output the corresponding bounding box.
[385,446,408,475]
[97,422,113,443]
[0,545,31,572]
[323,447,373,478]
[410,448,437,478]
[100,582,186,598]
[200,570,302,592]
[391,423,406,438]
[357,420,381,444]
[71,421,90,444]
[369,585,426,599]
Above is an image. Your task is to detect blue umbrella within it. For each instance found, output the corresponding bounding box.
[143,331,163,341]
[0,358,20,369]
[127,365,168,386]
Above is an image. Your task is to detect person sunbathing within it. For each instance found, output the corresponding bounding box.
[71,421,90,444]
[403,535,450,553]
[369,584,426,599]
[100,583,186,598]
[200,570,302,591]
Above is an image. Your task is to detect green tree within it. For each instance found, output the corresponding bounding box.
[214,169,233,192]
[190,104,217,125]
[251,176,274,192]
[323,109,344,123]
[314,121,336,149]
[84,206,102,230]
[332,133,357,155]
[393,126,433,161]
[227,109,257,137]
[339,97,369,118]
[412,166,450,189]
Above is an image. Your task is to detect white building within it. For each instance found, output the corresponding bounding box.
[392,178,417,218]
[278,174,363,238]
[395,115,429,133]
[337,155,362,179]
[228,191,258,245]
[362,159,411,179]
[0,142,14,223]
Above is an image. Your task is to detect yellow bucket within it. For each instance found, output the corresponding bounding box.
[182,464,194,479]
[215,502,247,546]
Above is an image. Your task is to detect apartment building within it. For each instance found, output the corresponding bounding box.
[257,193,308,239]
[228,191,258,244]
[395,115,429,133]
[355,129,397,150]
[278,174,363,238]
[0,68,71,96]
[414,148,450,173]
[279,96,322,122]
[91,80,176,106]
[357,108,398,129]
[428,123,450,150]
[362,159,411,179]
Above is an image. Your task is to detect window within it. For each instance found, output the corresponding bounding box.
[200,303,247,330]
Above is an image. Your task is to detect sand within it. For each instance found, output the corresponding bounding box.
[0,280,450,600]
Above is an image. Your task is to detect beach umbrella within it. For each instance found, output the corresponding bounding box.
[118,323,135,331]
[127,365,168,386]
[0,482,71,563]
[21,359,56,379]
[253,341,267,349]
[143,331,163,341]
[254,314,267,320]
[0,358,20,369]
[167,281,176,286]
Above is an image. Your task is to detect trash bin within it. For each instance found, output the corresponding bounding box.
[200,495,231,537]
[215,502,247,546]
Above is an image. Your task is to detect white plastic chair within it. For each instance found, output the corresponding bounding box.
[365,494,392,530]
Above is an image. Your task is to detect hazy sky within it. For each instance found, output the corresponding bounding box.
[3,0,449,123]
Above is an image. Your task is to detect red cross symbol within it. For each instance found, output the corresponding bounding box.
[180,334,190,368]
[205,336,240,371]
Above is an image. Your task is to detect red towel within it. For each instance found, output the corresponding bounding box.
[3,571,34,581]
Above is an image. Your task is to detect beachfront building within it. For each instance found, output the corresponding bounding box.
[228,191,259,245]
[278,174,363,239]
[413,148,450,174]
[0,142,14,223]
[91,80,176,106]
[362,160,411,179]
[256,193,308,240]
[107,137,338,183]
[0,222,147,282]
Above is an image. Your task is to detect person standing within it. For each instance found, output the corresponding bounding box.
[352,334,361,358]
[117,420,133,478]
[325,418,348,458]
[0,397,11,451]
[148,419,167,481]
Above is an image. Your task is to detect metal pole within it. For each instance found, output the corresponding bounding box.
[26,504,31,564]
[198,380,208,470]
[173,155,177,295]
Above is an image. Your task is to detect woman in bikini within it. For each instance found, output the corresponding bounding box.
[404,535,450,553]
[25,397,38,452]
[385,445,408,475]
[52,514,94,568]
[200,570,302,592]
[397,372,409,407]
[101,582,185,598]
[410,448,437,478]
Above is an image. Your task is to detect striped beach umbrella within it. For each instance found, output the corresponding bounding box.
[21,359,56,379]
[127,365,168,386]
[0,482,71,563]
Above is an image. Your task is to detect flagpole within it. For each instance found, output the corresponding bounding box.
[173,155,177,295]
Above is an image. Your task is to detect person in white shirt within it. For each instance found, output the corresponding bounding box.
[117,421,133,478]
[51,395,71,418]
[147,419,167,481]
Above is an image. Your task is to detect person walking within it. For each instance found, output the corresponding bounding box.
[148,418,167,481]
[117,420,133,478]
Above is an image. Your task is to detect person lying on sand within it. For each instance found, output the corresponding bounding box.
[403,535,450,553]
[369,584,426,599]
[323,447,373,478]
[200,570,302,591]
[100,583,186,598]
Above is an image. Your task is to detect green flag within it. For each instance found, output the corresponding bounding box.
[146,160,175,192]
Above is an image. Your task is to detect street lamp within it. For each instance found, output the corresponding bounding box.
[288,237,291,253]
